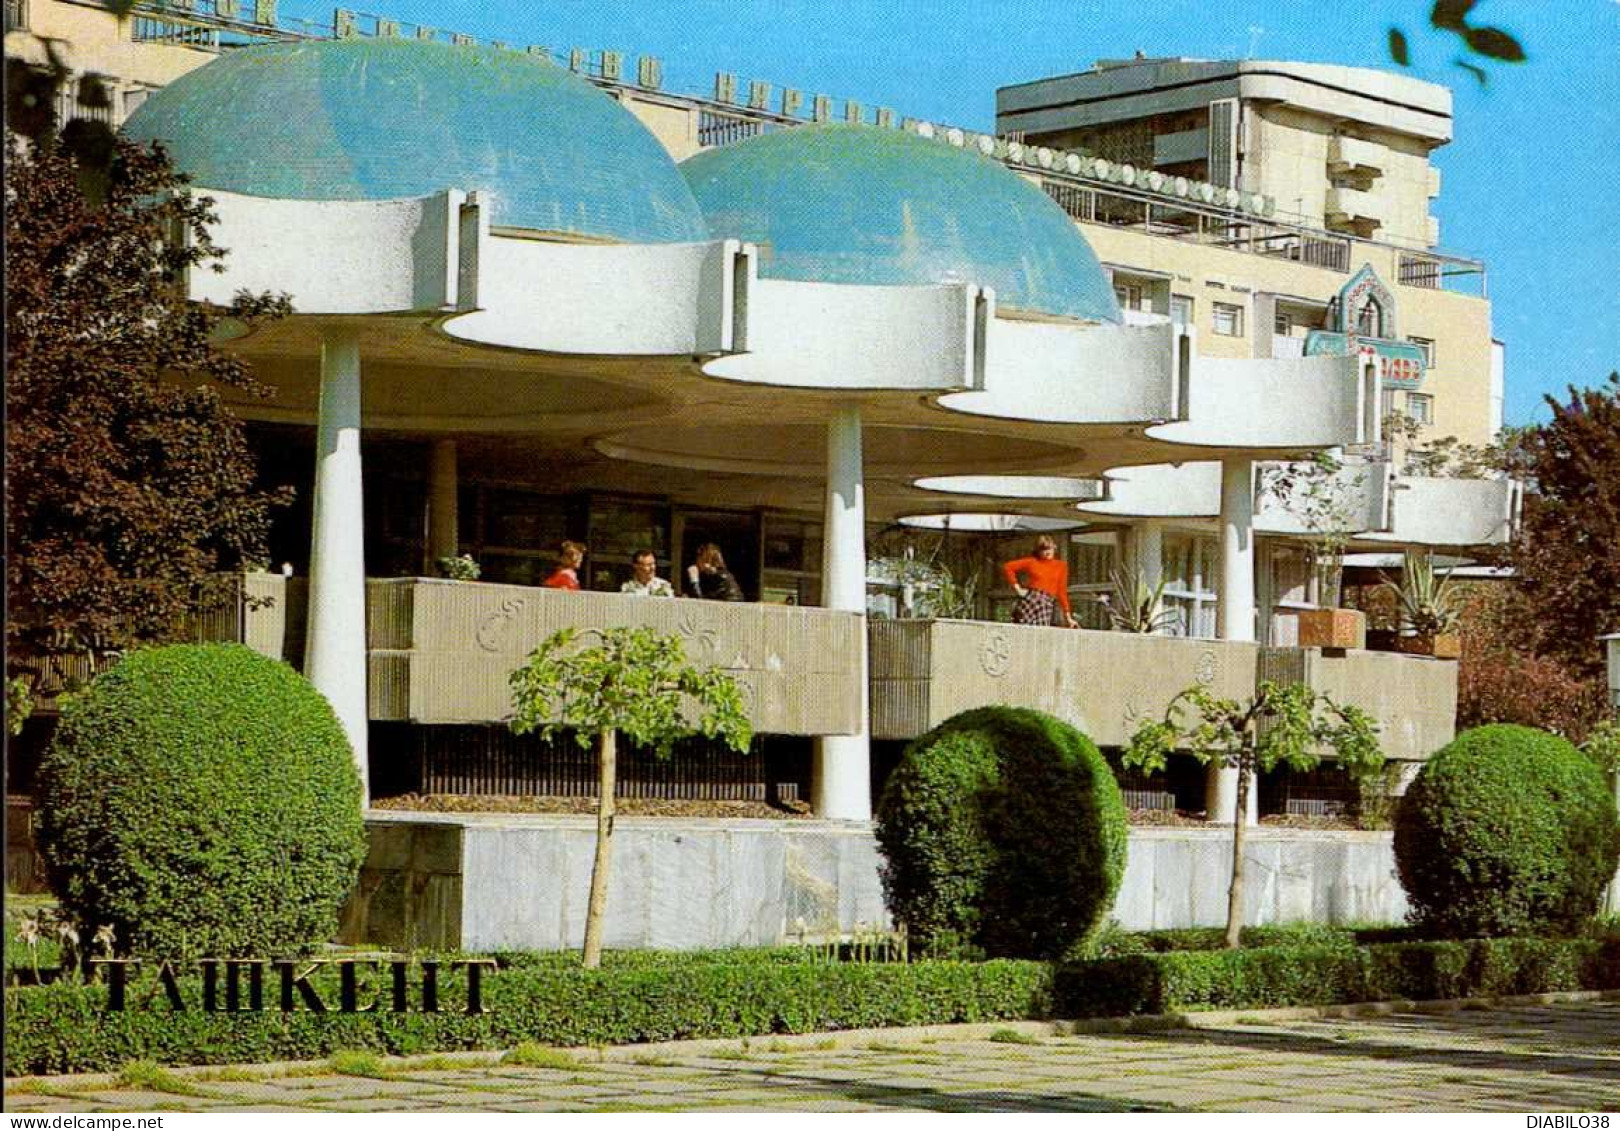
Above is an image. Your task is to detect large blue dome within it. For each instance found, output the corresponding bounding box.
[681,126,1119,323]
[122,39,708,243]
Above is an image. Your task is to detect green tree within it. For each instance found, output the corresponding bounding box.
[1511,374,1620,679]
[1124,681,1384,949]
[5,130,290,708]
[509,627,752,968]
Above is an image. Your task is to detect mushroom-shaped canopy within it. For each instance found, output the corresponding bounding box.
[122,39,709,243]
[682,125,1119,323]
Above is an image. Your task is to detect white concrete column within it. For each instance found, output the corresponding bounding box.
[813,404,871,821]
[305,327,369,799]
[1208,457,1258,825]
[426,439,459,568]
[1130,521,1164,592]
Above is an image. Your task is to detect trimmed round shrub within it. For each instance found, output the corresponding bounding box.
[36,644,368,959]
[875,706,1128,959]
[1394,724,1620,938]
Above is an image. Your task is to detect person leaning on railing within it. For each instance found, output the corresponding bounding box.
[1003,535,1078,628]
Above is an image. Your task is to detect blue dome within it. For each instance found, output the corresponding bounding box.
[122,39,708,243]
[681,126,1119,323]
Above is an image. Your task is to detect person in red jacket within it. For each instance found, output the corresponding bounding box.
[1003,535,1078,628]
[542,540,586,590]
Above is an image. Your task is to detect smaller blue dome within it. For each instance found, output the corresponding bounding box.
[122,39,708,243]
[682,126,1119,323]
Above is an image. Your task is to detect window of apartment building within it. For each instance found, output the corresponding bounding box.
[1212,302,1244,337]
[1264,544,1314,646]
[1068,530,1118,631]
[4,0,27,33]
[1170,295,1193,327]
[1274,312,1293,337]
[1408,336,1436,369]
[1114,283,1145,313]
[1406,392,1435,426]
[1162,532,1217,639]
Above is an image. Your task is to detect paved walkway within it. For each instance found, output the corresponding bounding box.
[7,999,1619,1113]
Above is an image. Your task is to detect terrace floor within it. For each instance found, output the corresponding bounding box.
[8,995,1617,1113]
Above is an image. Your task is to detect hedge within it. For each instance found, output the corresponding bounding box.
[876,706,1128,959]
[8,938,1618,1076]
[35,644,367,959]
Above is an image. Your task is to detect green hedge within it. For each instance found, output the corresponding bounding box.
[876,706,1128,959]
[8,938,1618,1076]
[1395,724,1620,938]
[36,644,367,959]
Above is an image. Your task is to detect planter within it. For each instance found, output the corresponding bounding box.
[1294,608,1366,651]
[1395,632,1462,660]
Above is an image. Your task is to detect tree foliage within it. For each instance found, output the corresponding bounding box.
[1510,374,1620,678]
[509,626,751,967]
[1386,1,1526,85]
[508,627,751,756]
[4,131,290,696]
[1126,681,1383,948]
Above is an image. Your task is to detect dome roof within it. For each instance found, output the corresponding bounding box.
[681,126,1118,323]
[122,39,708,243]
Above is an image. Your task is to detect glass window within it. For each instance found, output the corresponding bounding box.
[1274,312,1293,337]
[1170,295,1193,327]
[1114,283,1144,312]
[1408,336,1436,369]
[1162,532,1217,638]
[1213,302,1244,337]
[1406,392,1434,425]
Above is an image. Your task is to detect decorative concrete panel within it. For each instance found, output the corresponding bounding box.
[872,620,1256,745]
[1300,648,1456,761]
[362,580,862,734]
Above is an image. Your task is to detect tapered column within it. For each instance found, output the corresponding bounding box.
[1208,458,1258,825]
[426,439,459,568]
[306,327,369,799]
[1130,520,1164,607]
[813,404,871,821]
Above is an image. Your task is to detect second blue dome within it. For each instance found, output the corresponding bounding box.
[682,126,1119,323]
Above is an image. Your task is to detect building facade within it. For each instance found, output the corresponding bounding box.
[7,2,1517,834]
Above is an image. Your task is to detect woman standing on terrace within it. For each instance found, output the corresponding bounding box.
[542,541,587,591]
[1003,535,1078,628]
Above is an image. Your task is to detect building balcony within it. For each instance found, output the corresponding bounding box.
[1327,135,1386,179]
[204,576,1455,763]
[871,619,1452,761]
[234,575,864,737]
[1325,185,1387,231]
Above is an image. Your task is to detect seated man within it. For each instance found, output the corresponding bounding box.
[620,549,675,597]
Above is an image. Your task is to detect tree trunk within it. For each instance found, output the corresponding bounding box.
[580,728,617,969]
[1224,752,1252,950]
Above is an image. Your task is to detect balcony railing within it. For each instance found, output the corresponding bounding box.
[873,619,1456,761]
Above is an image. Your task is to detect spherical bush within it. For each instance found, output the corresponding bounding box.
[36,644,368,959]
[1394,724,1620,938]
[875,706,1127,959]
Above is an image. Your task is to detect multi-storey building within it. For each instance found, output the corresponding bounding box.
[7,3,1524,940]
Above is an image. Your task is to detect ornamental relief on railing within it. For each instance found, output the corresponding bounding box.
[475,598,527,653]
[978,630,1012,678]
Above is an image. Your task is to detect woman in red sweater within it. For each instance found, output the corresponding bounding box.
[1003,535,1078,628]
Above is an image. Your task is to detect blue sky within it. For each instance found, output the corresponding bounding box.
[280,1,1619,426]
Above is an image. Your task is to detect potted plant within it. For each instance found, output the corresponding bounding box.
[1104,566,1178,634]
[1263,453,1368,650]
[1382,550,1463,659]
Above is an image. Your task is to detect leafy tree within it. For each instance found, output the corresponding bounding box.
[4,130,290,705]
[1124,681,1383,949]
[1259,452,1368,608]
[1511,374,1620,679]
[509,627,752,968]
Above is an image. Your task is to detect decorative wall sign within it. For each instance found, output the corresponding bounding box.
[978,630,1012,678]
